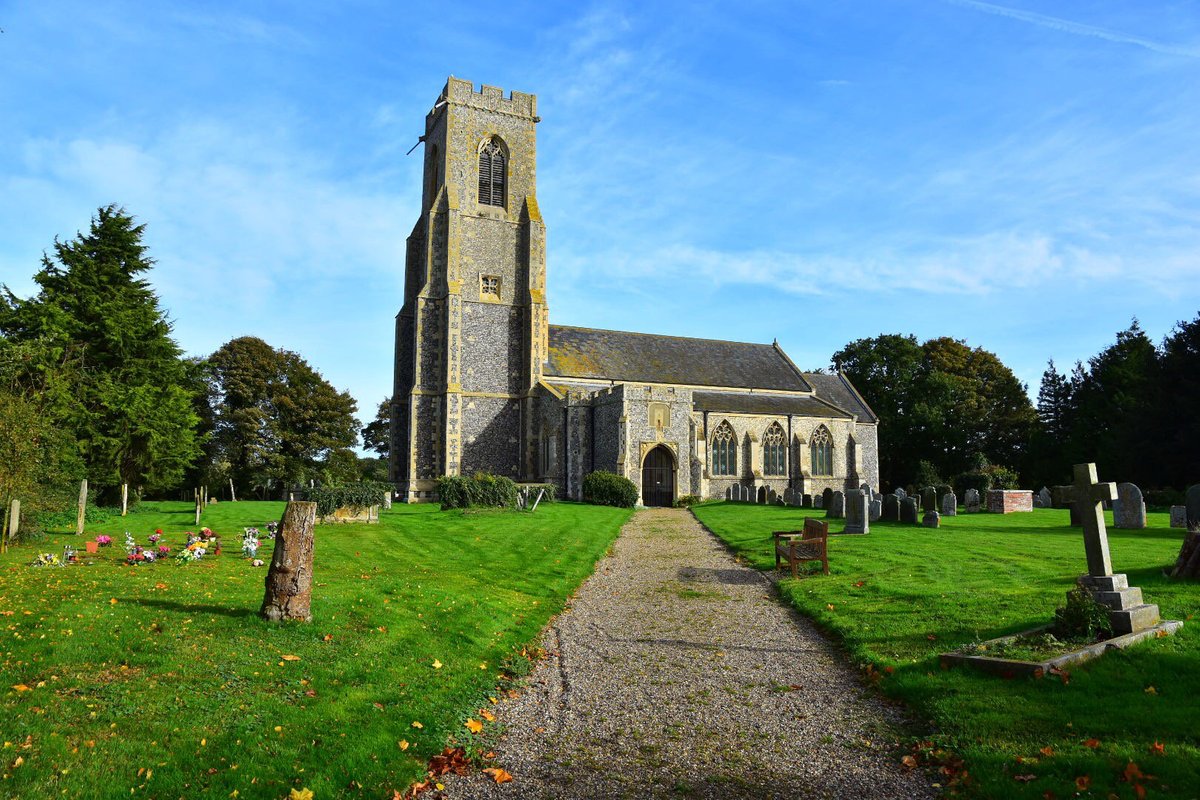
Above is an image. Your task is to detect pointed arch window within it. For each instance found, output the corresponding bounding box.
[810,426,833,476]
[711,421,737,476]
[763,423,787,476]
[478,138,506,207]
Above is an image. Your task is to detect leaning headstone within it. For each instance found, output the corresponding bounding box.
[921,487,937,513]
[1187,484,1200,531]
[844,489,869,534]
[882,494,900,521]
[767,488,778,505]
[822,488,834,508]
[869,498,882,523]
[1170,505,1187,529]
[894,487,907,501]
[1113,483,1146,529]
[923,510,940,528]
[964,488,981,513]
[941,492,957,517]
[827,491,845,519]
[1035,487,1052,508]
[900,497,919,524]
[802,493,813,508]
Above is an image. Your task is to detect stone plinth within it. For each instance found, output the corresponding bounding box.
[987,489,1033,514]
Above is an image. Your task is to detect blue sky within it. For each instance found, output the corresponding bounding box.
[3,1,1199,432]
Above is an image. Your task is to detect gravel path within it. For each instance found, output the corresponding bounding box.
[444,508,936,799]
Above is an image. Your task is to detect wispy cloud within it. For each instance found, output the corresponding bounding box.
[945,0,1200,58]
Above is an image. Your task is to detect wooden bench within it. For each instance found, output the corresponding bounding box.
[773,519,829,578]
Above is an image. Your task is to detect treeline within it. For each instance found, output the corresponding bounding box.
[834,319,1200,495]
[0,206,379,528]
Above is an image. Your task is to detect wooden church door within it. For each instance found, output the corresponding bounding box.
[641,446,676,507]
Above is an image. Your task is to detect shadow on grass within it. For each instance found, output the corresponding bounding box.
[123,597,256,619]
[677,566,766,585]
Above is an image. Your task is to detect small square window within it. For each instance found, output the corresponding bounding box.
[480,275,501,300]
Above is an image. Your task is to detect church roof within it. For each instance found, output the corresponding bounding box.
[546,325,812,392]
[692,391,852,418]
[802,372,879,423]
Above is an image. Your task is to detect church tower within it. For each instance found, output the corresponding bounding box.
[391,78,548,501]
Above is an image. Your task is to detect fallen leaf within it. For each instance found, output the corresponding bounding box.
[826,604,835,611]
[853,580,865,588]
[465,719,483,734]
[281,655,301,662]
[1144,685,1157,695]
[12,756,23,768]
[480,710,496,722]
[1075,775,1091,790]
[1150,741,1165,755]
[927,634,938,641]
[11,684,31,692]
[109,599,118,605]
[1084,738,1101,749]
[1014,774,1036,782]
[397,740,409,751]
[323,634,333,642]
[432,659,443,669]
[411,721,423,729]
[1123,761,1144,782]
[483,768,513,784]
[901,755,918,770]
[1039,746,1054,757]
[289,790,313,800]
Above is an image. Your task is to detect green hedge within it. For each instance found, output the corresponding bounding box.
[308,482,390,517]
[436,472,519,510]
[582,471,638,508]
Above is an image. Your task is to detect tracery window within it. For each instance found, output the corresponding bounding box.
[810,426,833,476]
[711,421,737,476]
[763,423,787,476]
[478,138,506,207]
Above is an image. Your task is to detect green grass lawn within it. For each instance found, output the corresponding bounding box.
[692,502,1200,799]
[1,500,631,799]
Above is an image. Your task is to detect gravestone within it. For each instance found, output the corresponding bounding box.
[76,479,87,535]
[767,488,778,505]
[964,489,981,513]
[894,487,907,501]
[758,486,768,504]
[813,494,823,509]
[382,491,393,510]
[923,510,940,528]
[802,493,813,508]
[1035,487,1052,508]
[900,497,919,524]
[783,487,794,505]
[827,491,845,519]
[860,482,872,500]
[921,487,937,512]
[1187,484,1200,531]
[941,492,957,517]
[1051,485,1074,509]
[844,489,869,534]
[1072,463,1163,635]
[1113,483,1146,529]
[869,498,882,522]
[1170,505,1186,529]
[822,488,834,508]
[882,494,900,521]
[725,486,734,501]
[1068,503,1081,527]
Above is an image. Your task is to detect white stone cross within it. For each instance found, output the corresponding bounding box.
[1073,463,1118,577]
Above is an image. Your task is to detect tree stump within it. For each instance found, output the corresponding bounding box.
[260,501,317,622]
[1171,531,1200,579]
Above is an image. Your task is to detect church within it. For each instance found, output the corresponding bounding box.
[390,78,879,505]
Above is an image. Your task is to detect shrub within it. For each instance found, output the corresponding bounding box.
[308,482,389,517]
[436,472,519,510]
[674,494,701,508]
[582,471,638,508]
[954,464,1020,497]
[914,460,945,491]
[1053,581,1113,642]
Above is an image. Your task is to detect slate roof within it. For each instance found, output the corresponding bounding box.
[692,391,852,418]
[802,372,879,423]
[546,325,811,392]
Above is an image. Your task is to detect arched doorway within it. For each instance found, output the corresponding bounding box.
[641,445,676,507]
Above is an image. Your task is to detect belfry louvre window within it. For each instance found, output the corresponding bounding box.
[711,421,737,476]
[763,423,787,476]
[810,426,833,476]
[478,139,506,207]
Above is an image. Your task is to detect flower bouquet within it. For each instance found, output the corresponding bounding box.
[242,528,260,558]
[95,535,113,547]
[32,553,62,567]
[148,530,162,544]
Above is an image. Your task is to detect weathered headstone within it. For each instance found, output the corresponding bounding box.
[1187,484,1200,531]
[76,479,87,535]
[964,488,981,513]
[758,486,768,504]
[724,486,733,501]
[822,488,834,509]
[1072,463,1164,634]
[869,498,882,523]
[260,501,318,623]
[813,494,823,509]
[783,487,794,506]
[121,483,128,517]
[1170,505,1187,529]
[1035,486,1052,508]
[844,489,869,534]
[882,494,900,521]
[802,493,813,508]
[1051,485,1074,509]
[941,492,957,517]
[229,477,238,503]
[767,488,778,505]
[894,487,907,501]
[382,491,393,510]
[900,497,919,524]
[1113,482,1146,529]
[860,482,872,501]
[921,486,937,513]
[827,491,845,519]
[923,510,940,528]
